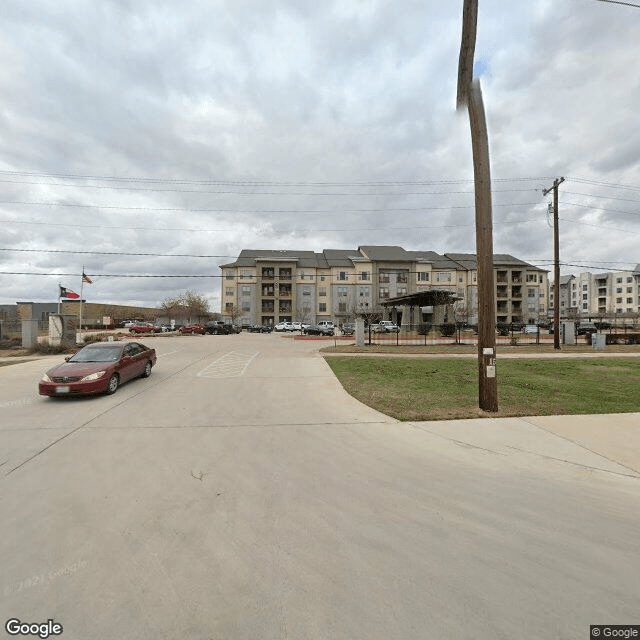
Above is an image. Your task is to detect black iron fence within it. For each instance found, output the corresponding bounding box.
[343,323,640,347]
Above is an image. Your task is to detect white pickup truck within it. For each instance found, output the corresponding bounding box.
[372,320,400,333]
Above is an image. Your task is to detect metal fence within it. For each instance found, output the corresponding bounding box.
[343,323,639,347]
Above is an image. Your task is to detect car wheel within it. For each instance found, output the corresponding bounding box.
[141,361,152,378]
[106,374,119,395]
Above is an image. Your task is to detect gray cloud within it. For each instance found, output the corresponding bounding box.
[1,0,639,310]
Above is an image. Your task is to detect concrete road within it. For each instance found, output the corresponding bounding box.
[1,333,639,639]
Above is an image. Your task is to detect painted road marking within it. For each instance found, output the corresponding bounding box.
[197,352,258,379]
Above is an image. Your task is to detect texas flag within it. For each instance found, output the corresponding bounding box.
[59,286,80,299]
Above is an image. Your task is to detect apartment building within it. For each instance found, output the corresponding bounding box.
[550,266,640,319]
[220,246,548,328]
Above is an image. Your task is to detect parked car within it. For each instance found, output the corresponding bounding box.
[248,324,273,333]
[303,324,335,336]
[129,322,161,334]
[290,322,303,331]
[154,323,171,332]
[372,320,400,333]
[317,321,335,330]
[205,321,237,335]
[39,341,156,397]
[594,321,611,330]
[576,322,598,336]
[341,323,355,335]
[180,323,207,334]
[274,322,294,332]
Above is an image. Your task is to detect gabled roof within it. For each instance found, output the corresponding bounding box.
[445,253,548,272]
[322,249,363,267]
[357,246,410,262]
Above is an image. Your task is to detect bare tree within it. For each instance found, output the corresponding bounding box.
[161,290,210,323]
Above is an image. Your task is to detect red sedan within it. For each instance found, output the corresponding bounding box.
[39,341,157,397]
[179,324,206,334]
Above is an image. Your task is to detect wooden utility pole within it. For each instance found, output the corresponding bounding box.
[457,0,498,412]
[543,177,565,350]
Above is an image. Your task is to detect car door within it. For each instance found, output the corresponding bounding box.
[120,344,144,381]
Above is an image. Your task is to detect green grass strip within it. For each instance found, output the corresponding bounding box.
[326,356,640,421]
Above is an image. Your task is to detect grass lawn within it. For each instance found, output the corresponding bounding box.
[325,356,640,421]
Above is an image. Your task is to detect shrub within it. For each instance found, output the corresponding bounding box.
[439,323,456,337]
[28,341,73,355]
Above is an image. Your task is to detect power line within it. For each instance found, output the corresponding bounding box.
[0,168,555,186]
[591,0,640,7]
[0,248,236,258]
[0,272,224,279]
[0,217,543,235]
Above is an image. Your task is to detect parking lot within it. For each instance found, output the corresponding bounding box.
[1,332,639,639]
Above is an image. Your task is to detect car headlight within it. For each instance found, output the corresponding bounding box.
[80,371,107,382]
[41,373,52,382]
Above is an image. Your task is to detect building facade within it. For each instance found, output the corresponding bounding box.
[220,246,549,327]
[550,265,640,320]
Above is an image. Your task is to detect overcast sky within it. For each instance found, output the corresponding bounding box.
[1,0,639,311]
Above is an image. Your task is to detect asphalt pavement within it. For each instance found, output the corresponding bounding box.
[1,334,638,639]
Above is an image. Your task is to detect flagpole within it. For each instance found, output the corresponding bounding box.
[79,267,84,332]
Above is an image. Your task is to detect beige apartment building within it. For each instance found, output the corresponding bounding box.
[550,266,640,320]
[220,246,548,328]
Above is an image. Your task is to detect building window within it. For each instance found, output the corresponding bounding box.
[417,272,429,282]
[583,294,587,300]
[338,302,347,312]
[226,272,234,280]
[242,286,251,295]
[337,286,347,297]
[379,287,389,299]
[226,288,234,296]
[528,288,536,298]
[225,302,234,311]
[240,271,252,279]
[379,272,390,283]
[338,271,348,281]
[526,274,538,283]
[616,288,622,293]
[359,272,370,281]
[627,298,633,304]
[398,287,407,296]
[318,287,326,297]
[242,302,251,312]
[359,287,370,298]
[320,276,325,281]
[303,287,311,296]
[436,272,452,283]
[397,272,408,284]
[617,277,623,283]
[616,297,622,303]
[318,303,326,312]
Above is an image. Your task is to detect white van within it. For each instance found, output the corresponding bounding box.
[317,321,335,329]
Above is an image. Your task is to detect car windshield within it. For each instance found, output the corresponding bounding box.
[68,345,122,363]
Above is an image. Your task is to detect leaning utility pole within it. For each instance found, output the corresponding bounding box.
[543,177,565,350]
[457,0,498,412]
